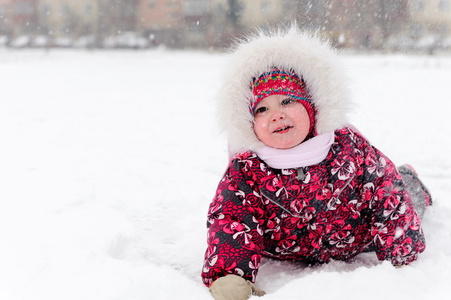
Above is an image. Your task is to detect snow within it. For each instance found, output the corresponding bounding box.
[0,49,450,299]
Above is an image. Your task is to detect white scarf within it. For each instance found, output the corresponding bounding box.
[254,131,335,169]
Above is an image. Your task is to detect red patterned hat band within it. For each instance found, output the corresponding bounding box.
[250,68,315,133]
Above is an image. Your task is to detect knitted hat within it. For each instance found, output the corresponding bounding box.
[250,68,315,134]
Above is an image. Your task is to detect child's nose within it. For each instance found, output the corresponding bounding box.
[271,110,285,121]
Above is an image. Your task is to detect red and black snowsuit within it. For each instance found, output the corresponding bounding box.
[201,127,426,287]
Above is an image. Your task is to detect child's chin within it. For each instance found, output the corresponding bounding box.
[272,142,300,149]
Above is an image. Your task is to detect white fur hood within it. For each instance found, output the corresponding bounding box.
[217,26,353,156]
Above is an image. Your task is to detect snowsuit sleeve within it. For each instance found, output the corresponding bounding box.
[201,156,265,287]
[354,130,426,266]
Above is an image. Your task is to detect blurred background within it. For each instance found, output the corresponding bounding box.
[0,0,450,53]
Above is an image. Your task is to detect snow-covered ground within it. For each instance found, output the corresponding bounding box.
[0,49,450,300]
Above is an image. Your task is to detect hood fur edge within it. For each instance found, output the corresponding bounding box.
[217,26,353,156]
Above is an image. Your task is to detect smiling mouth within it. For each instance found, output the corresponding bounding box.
[273,126,293,133]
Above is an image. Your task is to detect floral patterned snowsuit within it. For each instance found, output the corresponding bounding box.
[201,127,426,287]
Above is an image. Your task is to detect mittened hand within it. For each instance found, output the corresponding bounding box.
[210,274,266,300]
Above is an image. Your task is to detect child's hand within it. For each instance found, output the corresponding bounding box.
[210,274,266,300]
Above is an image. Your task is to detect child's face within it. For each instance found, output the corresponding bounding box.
[253,94,311,149]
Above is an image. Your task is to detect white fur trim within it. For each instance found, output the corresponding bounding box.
[218,26,352,156]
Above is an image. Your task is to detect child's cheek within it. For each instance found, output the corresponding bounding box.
[256,118,268,129]
[253,120,267,141]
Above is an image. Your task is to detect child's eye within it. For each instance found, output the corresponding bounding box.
[281,98,296,105]
[254,107,267,115]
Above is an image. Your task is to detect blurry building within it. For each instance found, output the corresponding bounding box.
[0,0,37,38]
[137,0,237,48]
[137,0,182,46]
[409,0,451,35]
[182,0,211,47]
[225,0,410,50]
[35,0,140,47]
[283,0,409,50]
[408,0,451,50]
[0,0,450,51]
[101,0,139,36]
[137,0,213,48]
[37,0,98,38]
[239,0,285,28]
[0,0,12,36]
